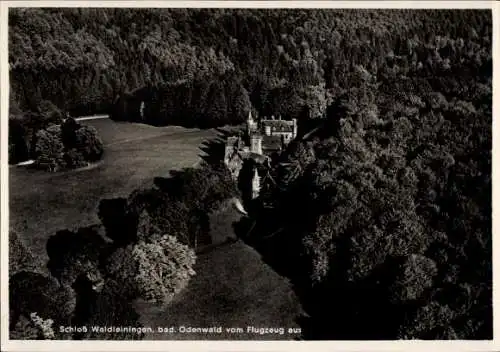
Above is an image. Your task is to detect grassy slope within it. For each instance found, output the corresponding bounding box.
[9,119,218,262]
[136,203,303,340]
[137,240,303,340]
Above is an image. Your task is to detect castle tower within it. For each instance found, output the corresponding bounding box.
[250,134,263,155]
[251,168,260,199]
[292,118,298,138]
[224,136,239,166]
[224,136,244,181]
[139,101,145,120]
[247,110,257,133]
[264,124,271,136]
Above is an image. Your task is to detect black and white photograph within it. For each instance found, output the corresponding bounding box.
[1,0,497,349]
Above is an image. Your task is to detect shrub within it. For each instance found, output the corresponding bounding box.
[166,163,240,212]
[9,271,76,329]
[31,313,56,339]
[33,124,64,171]
[11,312,59,340]
[63,148,87,169]
[126,189,199,247]
[79,279,145,340]
[9,230,38,275]
[104,235,196,303]
[101,247,139,300]
[37,100,64,124]
[30,116,104,171]
[46,227,107,287]
[74,125,104,162]
[8,100,66,165]
[98,198,138,246]
[10,314,41,340]
[8,118,30,164]
[135,236,196,302]
[61,117,80,148]
[136,210,162,243]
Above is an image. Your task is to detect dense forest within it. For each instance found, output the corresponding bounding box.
[9,9,491,125]
[9,8,492,340]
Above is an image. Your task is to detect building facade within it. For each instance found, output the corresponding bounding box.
[224,111,298,200]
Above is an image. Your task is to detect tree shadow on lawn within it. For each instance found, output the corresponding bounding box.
[198,126,246,165]
[233,216,339,340]
[232,213,314,338]
[231,209,415,340]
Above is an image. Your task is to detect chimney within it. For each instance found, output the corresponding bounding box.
[292,118,298,138]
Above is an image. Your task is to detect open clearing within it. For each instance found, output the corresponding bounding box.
[137,240,303,340]
[9,119,303,339]
[9,119,218,262]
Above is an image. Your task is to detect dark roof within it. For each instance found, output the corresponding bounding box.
[261,120,294,129]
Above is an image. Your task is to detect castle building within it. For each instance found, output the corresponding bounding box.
[224,111,298,201]
[246,111,297,144]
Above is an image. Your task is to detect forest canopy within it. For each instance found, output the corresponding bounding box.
[9,9,492,125]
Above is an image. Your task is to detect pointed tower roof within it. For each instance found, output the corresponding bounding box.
[248,110,253,121]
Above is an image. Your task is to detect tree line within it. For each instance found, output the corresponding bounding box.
[10,9,491,128]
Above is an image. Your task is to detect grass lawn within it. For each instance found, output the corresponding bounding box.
[9,119,218,263]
